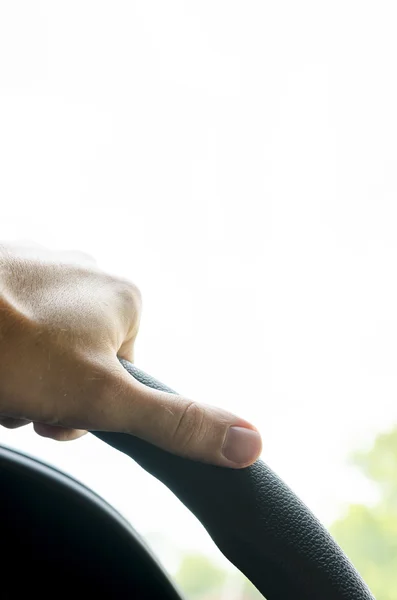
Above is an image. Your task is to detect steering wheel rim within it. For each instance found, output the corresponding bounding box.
[92,359,374,600]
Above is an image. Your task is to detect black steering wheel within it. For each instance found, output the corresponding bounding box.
[96,359,373,599]
[0,359,374,599]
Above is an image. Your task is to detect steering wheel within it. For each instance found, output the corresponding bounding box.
[0,359,374,599]
[96,359,373,599]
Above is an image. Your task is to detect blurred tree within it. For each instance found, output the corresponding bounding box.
[330,425,397,600]
[174,552,264,599]
[174,552,226,598]
[175,427,397,599]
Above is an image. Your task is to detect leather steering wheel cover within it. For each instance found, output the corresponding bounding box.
[93,359,374,599]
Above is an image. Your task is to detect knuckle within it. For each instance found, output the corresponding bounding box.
[172,400,207,450]
[115,277,142,305]
[111,278,142,336]
[103,274,142,314]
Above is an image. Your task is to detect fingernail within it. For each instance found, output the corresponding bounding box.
[222,426,262,465]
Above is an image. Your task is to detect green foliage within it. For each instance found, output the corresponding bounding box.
[175,552,226,598]
[330,425,397,600]
[174,426,397,599]
[351,427,397,510]
[174,553,264,599]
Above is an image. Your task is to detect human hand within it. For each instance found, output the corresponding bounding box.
[0,242,262,468]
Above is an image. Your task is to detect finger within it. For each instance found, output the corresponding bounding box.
[98,362,262,469]
[33,423,88,442]
[0,416,31,429]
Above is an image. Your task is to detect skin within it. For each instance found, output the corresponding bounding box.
[0,241,262,468]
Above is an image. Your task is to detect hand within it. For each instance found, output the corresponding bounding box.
[0,241,262,468]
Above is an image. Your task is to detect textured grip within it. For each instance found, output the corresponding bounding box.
[93,359,374,600]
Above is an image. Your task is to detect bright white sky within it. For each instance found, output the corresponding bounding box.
[1,0,397,577]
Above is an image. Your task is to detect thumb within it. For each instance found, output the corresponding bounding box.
[100,361,262,469]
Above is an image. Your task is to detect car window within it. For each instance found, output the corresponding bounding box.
[1,3,396,599]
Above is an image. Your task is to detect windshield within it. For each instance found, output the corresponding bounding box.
[1,3,396,599]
